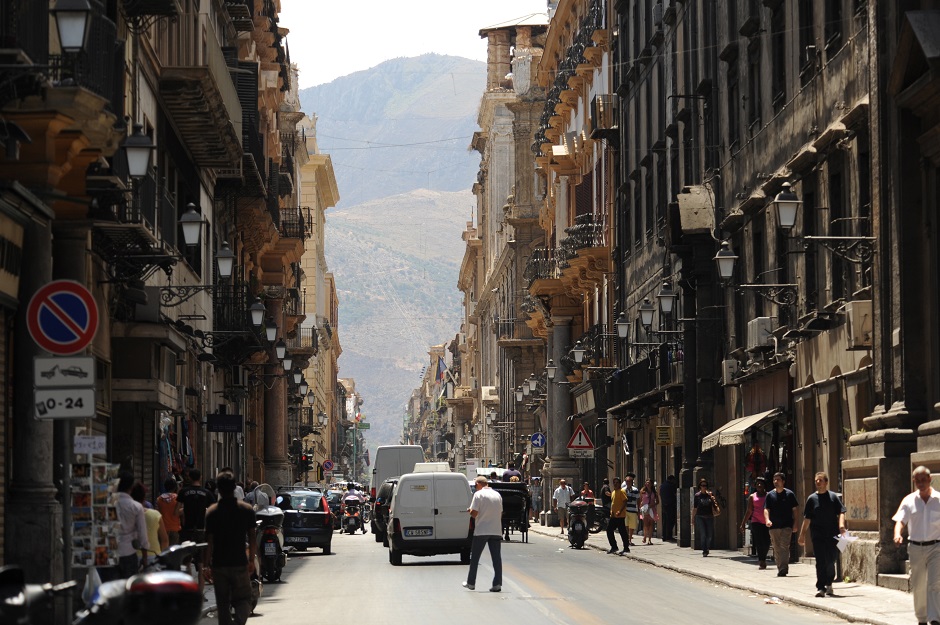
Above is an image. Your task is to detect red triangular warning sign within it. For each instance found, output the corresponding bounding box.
[566,423,594,449]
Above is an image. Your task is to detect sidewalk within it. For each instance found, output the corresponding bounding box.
[528,524,916,625]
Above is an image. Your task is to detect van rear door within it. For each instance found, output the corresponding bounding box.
[433,473,472,540]
[395,474,436,540]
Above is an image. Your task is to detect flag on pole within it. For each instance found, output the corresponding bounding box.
[437,356,446,381]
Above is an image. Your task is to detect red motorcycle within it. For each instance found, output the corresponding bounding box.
[342,497,366,534]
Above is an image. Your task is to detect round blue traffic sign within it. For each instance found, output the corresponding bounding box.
[27,281,99,355]
[531,432,546,448]
[322,460,335,471]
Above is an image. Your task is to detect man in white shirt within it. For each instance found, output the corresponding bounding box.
[893,466,940,625]
[114,472,150,578]
[552,479,575,534]
[463,476,503,592]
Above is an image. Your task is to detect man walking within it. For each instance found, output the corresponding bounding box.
[764,471,799,576]
[798,472,846,597]
[205,469,257,625]
[606,476,629,554]
[463,476,503,592]
[114,471,149,578]
[552,479,575,534]
[659,475,677,541]
[892,466,940,625]
[177,468,216,591]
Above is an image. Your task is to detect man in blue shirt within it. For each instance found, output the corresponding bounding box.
[798,472,846,597]
[764,471,800,577]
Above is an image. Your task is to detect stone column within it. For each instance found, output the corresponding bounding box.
[541,316,578,526]
[264,297,290,486]
[8,212,62,584]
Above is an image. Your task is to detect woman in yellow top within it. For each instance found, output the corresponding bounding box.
[131,482,169,561]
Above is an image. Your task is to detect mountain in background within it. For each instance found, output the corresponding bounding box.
[300,54,484,207]
[297,55,483,457]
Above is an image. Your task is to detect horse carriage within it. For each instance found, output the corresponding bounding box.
[489,481,531,543]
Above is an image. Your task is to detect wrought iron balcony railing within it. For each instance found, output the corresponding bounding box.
[279,207,311,240]
[524,248,561,286]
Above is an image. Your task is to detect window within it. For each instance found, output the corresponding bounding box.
[801,177,819,312]
[657,158,667,228]
[799,0,816,83]
[752,219,765,318]
[634,184,642,246]
[747,46,762,132]
[828,159,846,302]
[727,65,740,147]
[770,5,786,112]
[645,169,654,237]
[824,0,843,50]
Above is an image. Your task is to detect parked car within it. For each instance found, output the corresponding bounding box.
[371,477,398,545]
[325,489,344,530]
[277,489,333,554]
[387,471,473,566]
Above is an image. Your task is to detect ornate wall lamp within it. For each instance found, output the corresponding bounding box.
[774,182,875,264]
[713,241,799,306]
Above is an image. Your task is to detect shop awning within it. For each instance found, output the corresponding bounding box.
[701,408,782,452]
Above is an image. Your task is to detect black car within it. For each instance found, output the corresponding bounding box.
[325,489,344,530]
[370,477,398,546]
[278,489,333,554]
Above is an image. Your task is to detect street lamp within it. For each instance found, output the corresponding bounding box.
[713,240,738,283]
[298,378,309,396]
[264,319,278,342]
[215,241,235,279]
[292,368,303,385]
[571,340,586,363]
[773,181,801,231]
[51,0,92,54]
[179,203,203,247]
[657,281,677,315]
[545,359,557,381]
[121,124,154,179]
[615,311,630,339]
[274,339,287,361]
[639,298,656,331]
[282,354,293,372]
[515,386,524,402]
[316,411,327,426]
[306,392,315,406]
[249,298,266,328]
[527,373,538,392]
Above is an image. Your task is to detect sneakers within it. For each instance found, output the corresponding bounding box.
[815,589,826,597]
[489,586,501,592]
[607,547,618,554]
[825,585,834,596]
[462,581,474,590]
[619,548,629,555]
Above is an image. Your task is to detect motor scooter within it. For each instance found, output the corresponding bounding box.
[256,505,286,582]
[0,566,77,624]
[589,499,610,534]
[342,498,366,534]
[567,498,591,549]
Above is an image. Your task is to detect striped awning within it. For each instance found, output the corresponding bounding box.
[701,408,782,452]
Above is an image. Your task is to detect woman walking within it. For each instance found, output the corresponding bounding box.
[639,478,660,544]
[693,478,721,556]
[740,476,770,569]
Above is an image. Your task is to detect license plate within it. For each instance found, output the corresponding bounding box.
[263,542,277,556]
[285,536,308,544]
[404,528,432,537]
[573,523,583,531]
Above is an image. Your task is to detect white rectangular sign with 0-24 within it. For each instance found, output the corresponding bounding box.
[34,388,96,419]
[34,356,95,388]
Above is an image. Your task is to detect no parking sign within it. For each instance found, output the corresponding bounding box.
[27,281,99,355]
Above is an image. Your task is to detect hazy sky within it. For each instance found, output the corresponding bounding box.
[279,0,550,89]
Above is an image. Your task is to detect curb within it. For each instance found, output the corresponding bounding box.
[527,524,898,625]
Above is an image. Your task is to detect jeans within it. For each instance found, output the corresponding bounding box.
[769,528,793,574]
[909,542,940,622]
[695,515,714,553]
[213,564,252,625]
[607,516,628,550]
[661,504,677,540]
[750,522,770,561]
[466,535,502,588]
[811,536,839,591]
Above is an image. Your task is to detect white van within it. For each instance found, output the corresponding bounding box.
[370,445,425,498]
[387,471,473,566]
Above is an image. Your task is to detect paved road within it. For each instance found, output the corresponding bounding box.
[202,529,850,625]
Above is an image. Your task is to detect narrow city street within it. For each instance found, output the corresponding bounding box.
[203,530,850,625]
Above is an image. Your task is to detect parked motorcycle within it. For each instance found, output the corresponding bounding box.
[589,499,610,534]
[342,498,366,534]
[0,566,77,624]
[567,498,591,549]
[256,505,286,582]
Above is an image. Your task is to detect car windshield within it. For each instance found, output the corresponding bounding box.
[326,491,343,503]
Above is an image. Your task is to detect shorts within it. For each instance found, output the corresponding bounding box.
[179,529,206,566]
[625,511,638,529]
[556,506,569,524]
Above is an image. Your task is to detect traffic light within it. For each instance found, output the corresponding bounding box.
[300,454,312,473]
[315,462,324,482]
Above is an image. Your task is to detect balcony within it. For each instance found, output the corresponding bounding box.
[285,325,318,358]
[156,13,242,167]
[224,0,254,32]
[558,214,610,295]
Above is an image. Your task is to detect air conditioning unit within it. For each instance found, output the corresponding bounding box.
[845,300,873,349]
[482,386,499,400]
[721,359,740,385]
[746,317,775,352]
[590,94,620,140]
